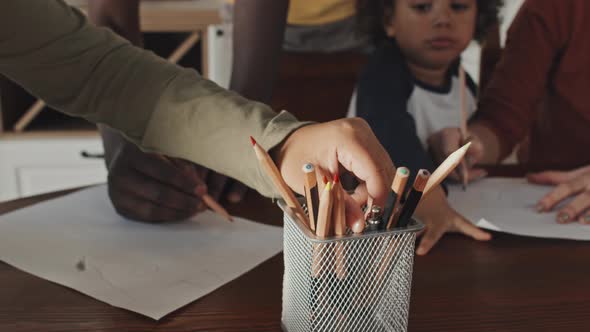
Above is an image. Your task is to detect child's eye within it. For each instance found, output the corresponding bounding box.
[451,2,471,11]
[411,3,432,13]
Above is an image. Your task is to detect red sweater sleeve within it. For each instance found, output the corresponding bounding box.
[474,0,568,160]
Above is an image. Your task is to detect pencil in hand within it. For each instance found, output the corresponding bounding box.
[423,142,472,197]
[249,136,309,227]
[201,194,234,222]
[159,155,233,222]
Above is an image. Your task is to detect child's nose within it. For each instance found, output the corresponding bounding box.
[433,7,452,27]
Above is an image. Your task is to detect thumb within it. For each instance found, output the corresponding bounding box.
[336,139,394,207]
[451,214,492,241]
[416,225,445,256]
[343,191,365,230]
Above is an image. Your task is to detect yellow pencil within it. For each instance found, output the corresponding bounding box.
[332,174,347,280]
[315,182,334,238]
[160,155,232,222]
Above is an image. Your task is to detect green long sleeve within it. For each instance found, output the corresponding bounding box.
[0,0,307,197]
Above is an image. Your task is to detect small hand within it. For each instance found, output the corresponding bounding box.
[428,128,487,182]
[416,206,492,255]
[415,187,491,255]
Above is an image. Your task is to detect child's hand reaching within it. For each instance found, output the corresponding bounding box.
[414,186,491,255]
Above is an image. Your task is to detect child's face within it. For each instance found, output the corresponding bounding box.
[386,0,477,70]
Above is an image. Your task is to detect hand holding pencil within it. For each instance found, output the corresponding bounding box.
[105,137,233,223]
[160,155,233,222]
[428,127,487,184]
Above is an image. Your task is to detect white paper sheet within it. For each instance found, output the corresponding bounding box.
[448,178,590,241]
[0,185,283,319]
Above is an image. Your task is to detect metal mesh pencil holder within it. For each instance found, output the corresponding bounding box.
[279,200,424,332]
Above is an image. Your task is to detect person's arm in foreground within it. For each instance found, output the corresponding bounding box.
[0,0,393,225]
[86,0,290,221]
[88,0,240,221]
[430,1,564,176]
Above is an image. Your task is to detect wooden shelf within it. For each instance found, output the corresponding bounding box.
[69,0,222,31]
[1,0,220,137]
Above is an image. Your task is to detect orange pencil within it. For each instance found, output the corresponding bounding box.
[201,194,233,222]
[303,163,318,231]
[385,167,410,229]
[250,136,309,227]
[160,155,232,222]
[315,182,334,238]
[332,174,347,279]
[313,182,333,278]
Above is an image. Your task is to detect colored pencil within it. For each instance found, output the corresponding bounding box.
[303,163,319,231]
[250,136,309,227]
[423,142,472,197]
[397,169,430,227]
[384,167,410,229]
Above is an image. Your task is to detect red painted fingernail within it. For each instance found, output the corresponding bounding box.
[334,174,340,184]
[249,136,256,146]
[323,175,328,184]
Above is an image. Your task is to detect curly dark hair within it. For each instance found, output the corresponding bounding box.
[356,0,502,44]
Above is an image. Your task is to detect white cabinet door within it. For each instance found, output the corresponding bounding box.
[207,24,232,88]
[16,165,106,198]
[0,135,107,202]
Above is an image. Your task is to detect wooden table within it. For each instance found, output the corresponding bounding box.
[1,170,590,331]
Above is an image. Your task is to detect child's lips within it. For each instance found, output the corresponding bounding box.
[427,37,456,49]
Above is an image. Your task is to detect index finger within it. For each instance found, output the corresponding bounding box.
[139,155,205,196]
[537,180,587,212]
[335,142,394,207]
